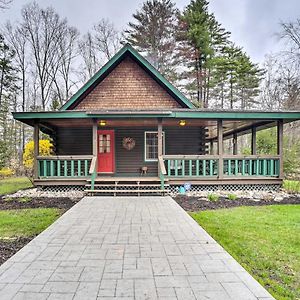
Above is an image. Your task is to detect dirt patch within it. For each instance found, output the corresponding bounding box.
[0,196,81,210]
[0,237,33,265]
[174,195,300,212]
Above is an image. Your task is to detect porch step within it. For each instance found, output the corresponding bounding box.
[86,177,164,182]
[85,189,169,195]
[85,184,169,188]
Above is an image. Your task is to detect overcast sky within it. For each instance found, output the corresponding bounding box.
[1,0,299,64]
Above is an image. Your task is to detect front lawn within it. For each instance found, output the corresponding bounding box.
[0,208,61,239]
[191,205,300,300]
[0,177,32,196]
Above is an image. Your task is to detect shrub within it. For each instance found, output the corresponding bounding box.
[227,193,237,200]
[283,180,300,194]
[0,167,15,178]
[207,193,219,201]
[23,140,53,170]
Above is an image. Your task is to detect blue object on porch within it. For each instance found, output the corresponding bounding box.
[179,186,186,194]
[184,182,191,191]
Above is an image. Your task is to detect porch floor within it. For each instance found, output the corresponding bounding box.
[0,196,273,299]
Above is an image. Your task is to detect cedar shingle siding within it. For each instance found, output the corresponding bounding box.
[75,57,182,110]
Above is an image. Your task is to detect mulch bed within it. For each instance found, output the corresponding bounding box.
[0,196,81,210]
[0,196,81,266]
[174,195,300,212]
[0,237,33,265]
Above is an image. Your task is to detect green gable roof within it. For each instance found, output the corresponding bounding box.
[60,44,195,111]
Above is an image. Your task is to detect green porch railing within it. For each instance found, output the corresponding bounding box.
[162,155,280,179]
[163,155,219,178]
[37,155,93,178]
[223,156,280,177]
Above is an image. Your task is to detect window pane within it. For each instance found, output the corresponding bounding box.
[145,132,164,160]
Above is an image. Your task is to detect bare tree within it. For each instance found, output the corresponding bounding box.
[78,32,100,83]
[21,2,67,110]
[50,25,79,105]
[93,18,121,60]
[0,0,12,10]
[4,22,28,153]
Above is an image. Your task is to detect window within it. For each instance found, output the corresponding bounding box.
[144,131,165,161]
[99,134,111,153]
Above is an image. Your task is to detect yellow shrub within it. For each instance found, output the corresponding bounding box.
[23,140,53,169]
[0,167,15,177]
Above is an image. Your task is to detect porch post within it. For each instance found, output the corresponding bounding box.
[217,119,223,179]
[157,118,163,174]
[92,119,97,157]
[277,120,284,179]
[33,121,39,179]
[251,127,257,155]
[233,133,238,155]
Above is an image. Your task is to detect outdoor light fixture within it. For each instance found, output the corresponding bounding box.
[99,120,106,126]
[179,120,186,126]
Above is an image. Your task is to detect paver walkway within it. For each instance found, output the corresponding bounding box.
[0,196,274,300]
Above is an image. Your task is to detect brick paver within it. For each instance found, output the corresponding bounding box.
[0,196,275,299]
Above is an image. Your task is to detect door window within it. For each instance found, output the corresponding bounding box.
[99,134,111,153]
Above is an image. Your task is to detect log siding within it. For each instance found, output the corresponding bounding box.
[55,126,207,176]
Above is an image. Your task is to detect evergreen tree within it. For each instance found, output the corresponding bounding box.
[177,0,229,107]
[125,0,178,80]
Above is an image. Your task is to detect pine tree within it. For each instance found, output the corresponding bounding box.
[177,0,230,107]
[125,0,178,80]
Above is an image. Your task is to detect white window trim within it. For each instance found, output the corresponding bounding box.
[144,131,165,162]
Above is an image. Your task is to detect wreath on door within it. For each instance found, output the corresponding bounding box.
[122,137,136,150]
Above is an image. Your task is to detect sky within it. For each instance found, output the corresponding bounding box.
[0,0,299,64]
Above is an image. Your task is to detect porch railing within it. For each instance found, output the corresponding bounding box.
[37,155,93,178]
[162,155,280,179]
[223,155,280,177]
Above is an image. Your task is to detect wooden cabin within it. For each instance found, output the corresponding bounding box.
[13,44,300,195]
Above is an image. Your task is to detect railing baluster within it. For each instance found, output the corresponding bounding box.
[175,160,178,177]
[189,160,192,176]
[228,159,231,175]
[235,159,238,175]
[263,159,267,176]
[78,160,81,176]
[50,160,54,177]
[209,160,213,176]
[203,159,206,176]
[64,160,68,177]
[270,159,274,176]
[84,160,88,176]
[249,160,252,176]
[196,160,200,176]
[71,160,74,177]
[242,160,245,176]
[57,160,61,177]
[168,160,171,176]
[181,160,185,176]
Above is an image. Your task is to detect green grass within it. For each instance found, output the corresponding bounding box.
[0,208,61,239]
[191,205,300,300]
[283,180,300,193]
[0,177,33,196]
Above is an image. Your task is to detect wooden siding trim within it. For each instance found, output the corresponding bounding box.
[60,44,195,111]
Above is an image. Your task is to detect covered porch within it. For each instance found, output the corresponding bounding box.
[13,109,299,193]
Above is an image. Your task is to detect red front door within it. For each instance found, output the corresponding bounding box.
[97,130,115,173]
